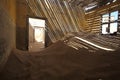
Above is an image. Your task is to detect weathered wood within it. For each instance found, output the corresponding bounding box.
[85,1,120,33]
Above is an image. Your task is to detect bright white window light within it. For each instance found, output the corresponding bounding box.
[29,18,45,27]
[102,14,109,22]
[110,11,118,21]
[113,0,117,2]
[74,36,115,51]
[110,22,118,33]
[102,24,109,34]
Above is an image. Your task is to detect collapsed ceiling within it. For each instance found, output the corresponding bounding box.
[26,0,118,42]
[68,0,117,12]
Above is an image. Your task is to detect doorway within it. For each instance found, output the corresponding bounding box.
[28,17,46,52]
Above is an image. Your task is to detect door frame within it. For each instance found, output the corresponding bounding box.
[26,16,47,51]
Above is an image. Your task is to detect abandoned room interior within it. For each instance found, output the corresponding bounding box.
[0,0,120,80]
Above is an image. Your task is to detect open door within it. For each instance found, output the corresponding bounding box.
[28,17,46,52]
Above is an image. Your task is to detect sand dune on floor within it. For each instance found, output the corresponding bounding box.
[0,41,120,80]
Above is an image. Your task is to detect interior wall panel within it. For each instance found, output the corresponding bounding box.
[26,0,87,43]
[85,1,120,33]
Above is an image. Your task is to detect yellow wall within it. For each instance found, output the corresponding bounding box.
[0,0,16,23]
[0,0,16,69]
[0,0,16,48]
[16,0,28,50]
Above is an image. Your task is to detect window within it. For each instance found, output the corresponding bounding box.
[110,11,118,21]
[101,11,119,34]
[110,22,118,33]
[102,14,109,23]
[102,24,109,34]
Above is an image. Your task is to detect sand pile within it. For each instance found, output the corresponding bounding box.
[0,41,120,80]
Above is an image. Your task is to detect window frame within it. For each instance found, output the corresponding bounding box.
[101,10,119,35]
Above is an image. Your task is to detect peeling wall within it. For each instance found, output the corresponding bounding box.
[16,0,37,50]
[0,0,16,70]
[0,0,16,23]
[0,0,16,48]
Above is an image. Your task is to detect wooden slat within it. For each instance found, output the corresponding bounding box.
[85,1,120,33]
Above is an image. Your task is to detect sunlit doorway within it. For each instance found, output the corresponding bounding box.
[28,17,46,52]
